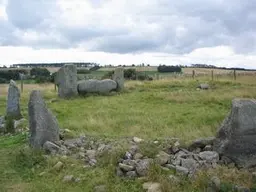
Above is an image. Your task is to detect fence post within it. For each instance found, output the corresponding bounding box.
[233,69,237,80]
[192,70,195,79]
[211,70,214,81]
[19,73,24,93]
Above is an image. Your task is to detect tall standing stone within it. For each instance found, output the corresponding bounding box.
[113,67,124,91]
[6,80,21,119]
[55,64,78,98]
[28,90,60,149]
[213,98,256,168]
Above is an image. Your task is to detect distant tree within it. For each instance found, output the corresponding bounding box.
[157,65,182,73]
[30,68,50,77]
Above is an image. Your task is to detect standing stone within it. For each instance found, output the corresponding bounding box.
[112,67,124,91]
[213,98,256,168]
[28,90,60,148]
[6,80,22,119]
[55,64,78,98]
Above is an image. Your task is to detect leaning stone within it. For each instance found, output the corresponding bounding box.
[28,91,60,148]
[112,67,124,91]
[6,80,22,119]
[55,64,78,98]
[213,98,256,168]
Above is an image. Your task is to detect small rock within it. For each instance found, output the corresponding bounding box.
[175,166,189,176]
[136,159,153,177]
[181,158,198,172]
[204,145,213,151]
[232,185,250,192]
[94,185,106,192]
[133,137,144,143]
[207,176,221,192]
[134,153,143,160]
[143,182,162,192]
[198,83,209,90]
[52,161,64,171]
[124,151,133,160]
[174,141,180,147]
[219,156,233,165]
[86,150,96,159]
[168,175,180,183]
[75,178,81,183]
[126,171,137,179]
[165,164,176,170]
[119,163,134,172]
[122,159,136,167]
[199,151,219,163]
[129,145,138,155]
[43,141,60,154]
[39,171,46,176]
[89,159,97,166]
[63,175,75,182]
[189,137,215,150]
[155,151,171,165]
[153,141,159,144]
[97,144,106,152]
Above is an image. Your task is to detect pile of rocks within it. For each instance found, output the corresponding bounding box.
[116,138,221,179]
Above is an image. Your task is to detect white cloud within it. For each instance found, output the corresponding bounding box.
[0,45,255,69]
[0,0,256,69]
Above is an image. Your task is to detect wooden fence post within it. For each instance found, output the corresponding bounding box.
[192,70,195,79]
[19,73,24,93]
[211,70,214,81]
[234,69,237,80]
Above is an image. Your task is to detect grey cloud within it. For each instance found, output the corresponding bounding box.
[6,0,56,29]
[1,0,256,55]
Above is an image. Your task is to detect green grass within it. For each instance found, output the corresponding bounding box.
[0,77,256,191]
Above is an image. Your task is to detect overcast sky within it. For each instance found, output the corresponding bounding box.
[0,0,256,68]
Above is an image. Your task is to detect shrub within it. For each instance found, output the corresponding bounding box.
[90,65,101,71]
[0,69,28,81]
[124,69,136,79]
[157,65,182,73]
[30,68,50,77]
[102,69,153,81]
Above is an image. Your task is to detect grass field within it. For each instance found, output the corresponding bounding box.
[0,75,256,191]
